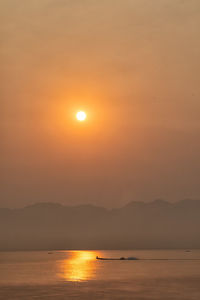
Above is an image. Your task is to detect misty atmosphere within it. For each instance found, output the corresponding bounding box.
[1,0,200,299]
[1,199,199,251]
[1,0,200,209]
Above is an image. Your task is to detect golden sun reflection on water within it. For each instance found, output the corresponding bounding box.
[58,251,99,282]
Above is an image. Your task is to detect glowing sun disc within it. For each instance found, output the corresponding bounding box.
[76,111,87,121]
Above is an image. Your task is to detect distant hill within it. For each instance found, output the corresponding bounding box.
[0,200,199,251]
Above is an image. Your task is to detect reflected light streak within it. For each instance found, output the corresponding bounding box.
[59,251,99,282]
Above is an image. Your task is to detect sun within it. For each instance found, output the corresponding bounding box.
[76,111,87,122]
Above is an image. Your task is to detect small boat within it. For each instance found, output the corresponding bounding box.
[96,256,138,261]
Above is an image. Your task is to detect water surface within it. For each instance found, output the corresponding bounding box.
[0,250,200,299]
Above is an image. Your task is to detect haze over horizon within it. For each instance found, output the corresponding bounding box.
[0,198,199,210]
[1,0,200,208]
[1,198,199,251]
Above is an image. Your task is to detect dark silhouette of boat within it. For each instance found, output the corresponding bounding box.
[96,256,138,261]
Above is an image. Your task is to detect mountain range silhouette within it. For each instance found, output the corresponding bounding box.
[0,199,199,251]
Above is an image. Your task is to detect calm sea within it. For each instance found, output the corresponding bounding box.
[0,250,200,299]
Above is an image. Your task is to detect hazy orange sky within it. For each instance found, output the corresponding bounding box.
[1,0,200,208]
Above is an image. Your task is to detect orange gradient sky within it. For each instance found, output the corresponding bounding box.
[1,0,200,208]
